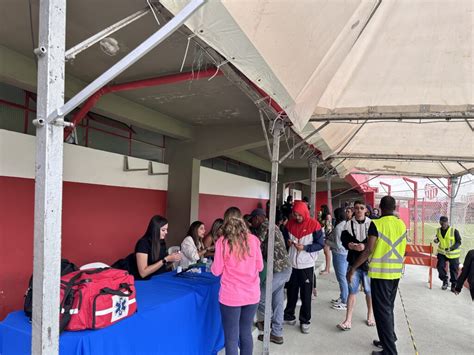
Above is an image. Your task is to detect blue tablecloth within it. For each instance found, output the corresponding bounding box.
[0,271,224,355]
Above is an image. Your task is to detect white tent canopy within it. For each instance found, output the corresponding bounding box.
[162,0,474,178]
[306,120,474,177]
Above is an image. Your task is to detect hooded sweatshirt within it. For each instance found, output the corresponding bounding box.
[287,201,324,269]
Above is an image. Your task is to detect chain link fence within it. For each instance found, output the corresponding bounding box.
[375,175,474,261]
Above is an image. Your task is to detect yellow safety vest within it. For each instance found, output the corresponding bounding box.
[436,227,460,259]
[369,216,407,280]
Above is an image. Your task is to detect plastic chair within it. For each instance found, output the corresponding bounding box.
[168,246,181,270]
[80,262,110,270]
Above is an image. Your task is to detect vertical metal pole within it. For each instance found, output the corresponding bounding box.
[421,198,425,245]
[449,177,458,224]
[32,1,66,354]
[414,187,418,245]
[310,159,318,219]
[327,174,333,213]
[263,119,284,355]
[447,179,452,217]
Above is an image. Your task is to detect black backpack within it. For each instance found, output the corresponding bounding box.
[24,259,79,320]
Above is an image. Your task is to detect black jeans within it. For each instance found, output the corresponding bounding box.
[220,303,258,355]
[284,267,313,324]
[456,249,474,300]
[436,254,459,285]
[371,278,400,355]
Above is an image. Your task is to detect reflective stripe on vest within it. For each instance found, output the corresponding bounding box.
[436,227,460,259]
[369,216,407,280]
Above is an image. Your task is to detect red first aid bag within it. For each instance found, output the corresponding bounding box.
[59,268,137,331]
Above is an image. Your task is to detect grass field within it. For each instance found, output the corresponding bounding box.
[407,222,474,261]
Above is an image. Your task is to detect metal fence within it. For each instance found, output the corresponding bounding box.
[376,176,474,262]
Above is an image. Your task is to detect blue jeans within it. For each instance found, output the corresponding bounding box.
[332,251,349,304]
[348,268,371,295]
[220,303,258,355]
[257,266,292,337]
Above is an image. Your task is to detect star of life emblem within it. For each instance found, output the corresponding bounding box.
[111,295,129,322]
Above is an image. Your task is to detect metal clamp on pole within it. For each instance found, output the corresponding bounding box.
[33,46,47,57]
[52,118,74,128]
[32,118,46,127]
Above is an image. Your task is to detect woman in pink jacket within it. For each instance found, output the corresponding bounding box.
[211,207,263,355]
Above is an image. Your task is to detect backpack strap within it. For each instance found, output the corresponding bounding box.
[351,220,356,238]
[59,271,86,332]
[99,284,133,297]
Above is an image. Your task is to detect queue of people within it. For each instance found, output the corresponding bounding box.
[113,195,469,355]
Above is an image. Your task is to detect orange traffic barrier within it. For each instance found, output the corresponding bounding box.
[404,243,435,289]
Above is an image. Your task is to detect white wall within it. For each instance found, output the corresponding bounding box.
[1,130,271,198]
[199,166,269,199]
[0,129,168,190]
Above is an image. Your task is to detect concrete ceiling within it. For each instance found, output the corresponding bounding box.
[0,0,259,127]
[0,0,348,185]
[120,75,259,125]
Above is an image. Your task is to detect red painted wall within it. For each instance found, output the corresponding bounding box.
[198,194,266,231]
[314,192,329,215]
[0,176,166,320]
[364,191,376,208]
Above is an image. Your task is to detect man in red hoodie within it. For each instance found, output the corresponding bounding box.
[283,201,325,334]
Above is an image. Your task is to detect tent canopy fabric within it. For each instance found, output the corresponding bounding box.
[306,120,474,178]
[162,0,474,178]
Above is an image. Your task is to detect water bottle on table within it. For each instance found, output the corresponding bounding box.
[202,257,211,272]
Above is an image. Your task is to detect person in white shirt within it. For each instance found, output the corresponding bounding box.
[180,221,209,268]
[337,200,375,330]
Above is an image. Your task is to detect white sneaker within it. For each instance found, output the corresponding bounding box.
[300,323,310,334]
[331,297,341,304]
[331,303,347,310]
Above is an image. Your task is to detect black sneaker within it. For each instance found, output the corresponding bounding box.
[255,321,264,331]
[442,281,448,290]
[373,340,383,349]
[451,284,456,293]
[257,334,284,345]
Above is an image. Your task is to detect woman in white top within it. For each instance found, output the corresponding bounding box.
[180,221,209,268]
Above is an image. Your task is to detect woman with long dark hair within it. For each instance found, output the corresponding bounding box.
[180,221,209,268]
[211,207,263,355]
[126,215,181,280]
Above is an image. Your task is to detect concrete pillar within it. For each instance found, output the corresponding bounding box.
[166,142,200,246]
[277,182,285,206]
[327,174,333,214]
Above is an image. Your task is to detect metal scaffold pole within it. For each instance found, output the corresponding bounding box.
[32,0,66,354]
[449,177,459,224]
[310,159,318,218]
[263,119,285,354]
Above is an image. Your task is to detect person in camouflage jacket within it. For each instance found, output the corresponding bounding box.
[250,208,292,345]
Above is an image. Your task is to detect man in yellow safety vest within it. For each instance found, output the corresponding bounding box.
[347,196,406,355]
[434,216,462,292]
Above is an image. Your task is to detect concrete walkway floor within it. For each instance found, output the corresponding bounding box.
[252,264,473,355]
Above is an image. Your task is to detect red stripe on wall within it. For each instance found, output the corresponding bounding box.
[198,193,266,232]
[0,176,166,320]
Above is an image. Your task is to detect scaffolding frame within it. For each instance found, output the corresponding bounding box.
[32,0,205,353]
